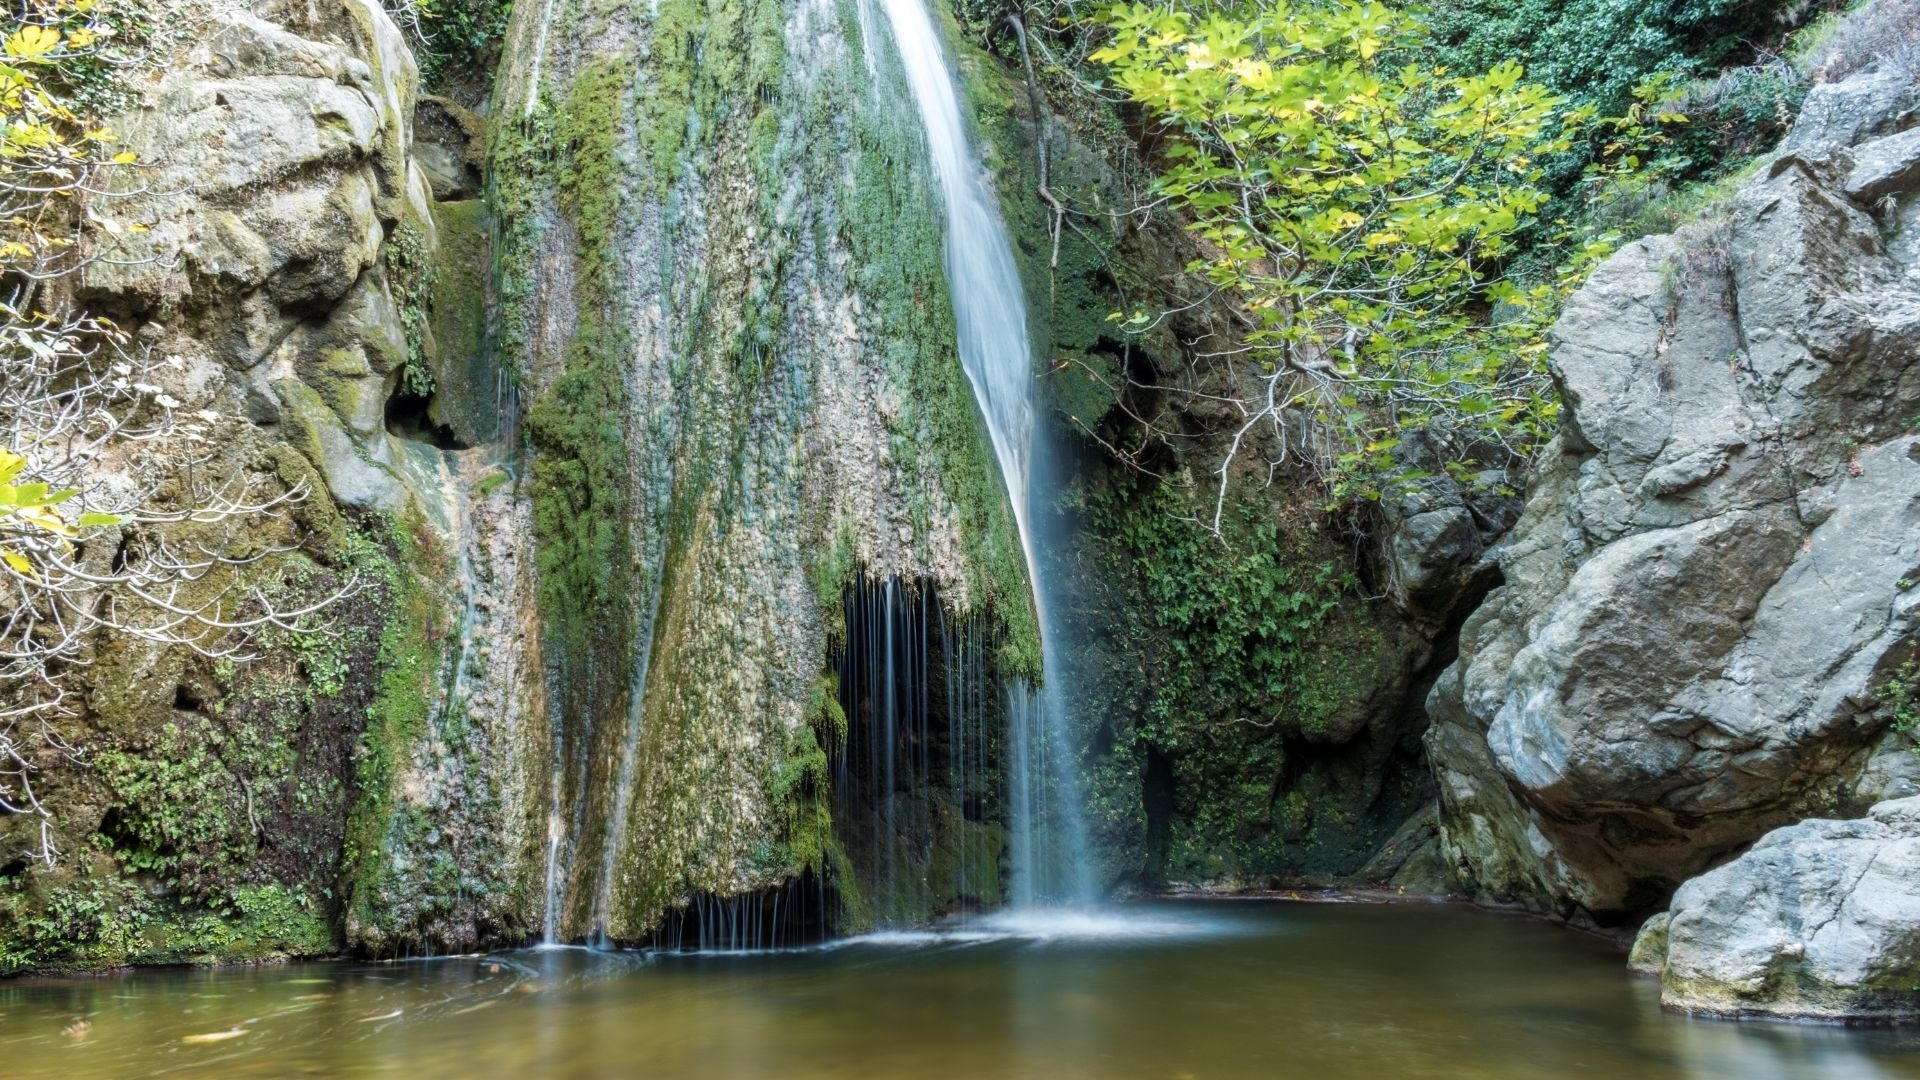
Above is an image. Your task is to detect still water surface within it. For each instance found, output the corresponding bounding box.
[5,900,1919,1079]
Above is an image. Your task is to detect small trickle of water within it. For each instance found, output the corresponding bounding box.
[878,0,1095,907]
[588,574,667,944]
[521,0,561,117]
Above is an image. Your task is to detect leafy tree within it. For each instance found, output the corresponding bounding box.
[1425,0,1799,206]
[1092,0,1579,521]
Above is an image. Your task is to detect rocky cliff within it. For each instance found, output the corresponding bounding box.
[0,0,534,968]
[1427,59,1920,933]
[487,0,1050,941]
[5,0,1056,966]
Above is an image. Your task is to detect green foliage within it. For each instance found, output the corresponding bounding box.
[1086,478,1345,749]
[95,725,257,899]
[1,869,331,973]
[1882,657,1920,754]
[413,0,515,92]
[0,0,153,274]
[1073,475,1411,885]
[1424,0,1802,226]
[1093,0,1575,505]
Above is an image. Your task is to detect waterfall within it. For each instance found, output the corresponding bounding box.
[876,0,1095,906]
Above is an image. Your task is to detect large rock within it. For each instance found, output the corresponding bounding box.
[1,0,551,971]
[1428,62,1920,919]
[1380,429,1519,631]
[1644,797,1920,1022]
[82,0,423,509]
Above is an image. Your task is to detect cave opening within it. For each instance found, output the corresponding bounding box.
[385,387,466,450]
[830,573,1008,925]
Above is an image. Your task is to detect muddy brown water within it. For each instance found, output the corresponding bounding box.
[4,900,1918,1079]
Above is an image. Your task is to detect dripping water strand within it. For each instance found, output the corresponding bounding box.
[589,572,668,944]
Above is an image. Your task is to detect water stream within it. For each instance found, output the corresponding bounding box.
[877,0,1096,907]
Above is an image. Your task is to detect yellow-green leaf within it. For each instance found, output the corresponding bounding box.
[4,26,60,60]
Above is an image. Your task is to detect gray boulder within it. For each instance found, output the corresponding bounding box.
[1647,797,1920,1022]
[1428,63,1920,917]
[1780,63,1918,154]
[82,0,421,510]
[1380,429,1518,630]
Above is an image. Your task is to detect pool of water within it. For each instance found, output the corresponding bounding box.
[5,900,1918,1079]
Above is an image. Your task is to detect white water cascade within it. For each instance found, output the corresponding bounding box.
[877,0,1096,907]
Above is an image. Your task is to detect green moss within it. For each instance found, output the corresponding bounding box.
[425,198,495,444]
[638,0,697,194]
[839,43,1042,679]
[1072,476,1421,886]
[767,689,835,874]
[0,496,389,974]
[809,521,859,628]
[386,218,437,398]
[141,885,335,965]
[474,467,512,498]
[341,514,448,935]
[927,814,1006,908]
[0,872,334,974]
[519,60,638,713]
[265,443,351,561]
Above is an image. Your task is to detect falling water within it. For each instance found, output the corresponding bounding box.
[877,0,1095,906]
[832,575,1002,925]
[520,0,560,117]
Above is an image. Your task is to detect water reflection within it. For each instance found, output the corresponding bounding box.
[4,902,1918,1079]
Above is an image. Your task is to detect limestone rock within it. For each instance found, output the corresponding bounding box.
[1781,63,1918,153]
[413,95,486,200]
[1653,798,1920,1022]
[1427,64,1920,918]
[0,0,535,972]
[1629,912,1671,977]
[75,0,419,511]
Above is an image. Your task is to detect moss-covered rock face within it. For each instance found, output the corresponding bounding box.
[342,458,550,955]
[1,486,405,975]
[1056,478,1433,890]
[490,0,1036,940]
[0,0,548,971]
